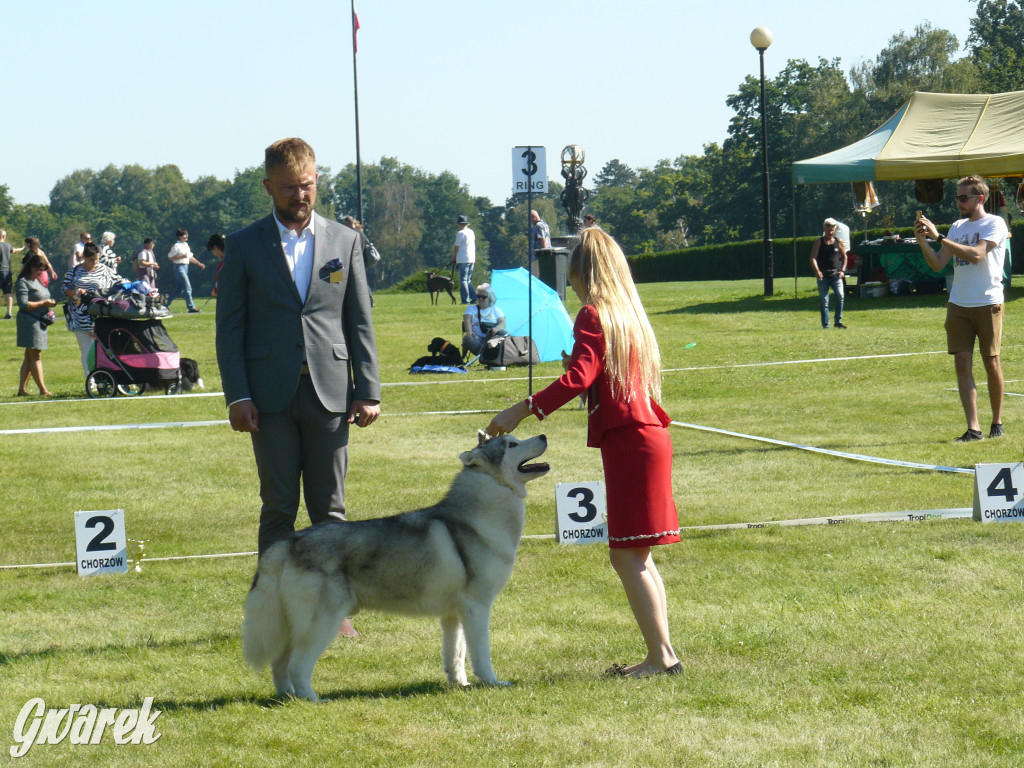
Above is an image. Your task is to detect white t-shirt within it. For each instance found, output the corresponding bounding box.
[167,241,193,265]
[947,213,1008,307]
[454,227,475,264]
[834,221,851,251]
[463,303,504,340]
[70,241,85,269]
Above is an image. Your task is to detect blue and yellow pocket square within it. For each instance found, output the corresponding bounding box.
[320,259,345,283]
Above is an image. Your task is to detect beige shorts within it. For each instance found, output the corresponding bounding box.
[945,302,1003,357]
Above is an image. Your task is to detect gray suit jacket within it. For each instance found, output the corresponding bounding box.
[216,212,380,414]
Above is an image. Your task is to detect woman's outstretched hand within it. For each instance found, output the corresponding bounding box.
[487,400,532,437]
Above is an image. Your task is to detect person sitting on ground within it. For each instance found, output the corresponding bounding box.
[462,282,506,357]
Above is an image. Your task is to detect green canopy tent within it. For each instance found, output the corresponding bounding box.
[790,91,1022,292]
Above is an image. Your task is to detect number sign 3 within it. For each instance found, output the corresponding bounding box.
[555,482,608,545]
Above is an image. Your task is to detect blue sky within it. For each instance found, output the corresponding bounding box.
[2,0,974,208]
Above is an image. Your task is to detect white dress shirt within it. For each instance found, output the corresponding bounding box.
[273,211,315,303]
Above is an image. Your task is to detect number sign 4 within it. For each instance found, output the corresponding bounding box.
[973,463,1024,523]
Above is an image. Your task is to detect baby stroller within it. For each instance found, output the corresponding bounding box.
[85,316,182,397]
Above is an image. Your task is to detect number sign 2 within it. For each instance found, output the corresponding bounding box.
[555,482,608,545]
[74,510,129,575]
[973,464,1024,523]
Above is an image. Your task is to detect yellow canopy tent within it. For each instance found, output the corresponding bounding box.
[790,91,1021,295]
[792,90,1024,184]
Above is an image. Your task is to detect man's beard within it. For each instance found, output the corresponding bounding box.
[275,200,312,226]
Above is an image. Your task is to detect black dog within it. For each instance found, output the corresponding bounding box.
[179,357,203,390]
[426,271,456,305]
[410,338,464,370]
[144,357,204,394]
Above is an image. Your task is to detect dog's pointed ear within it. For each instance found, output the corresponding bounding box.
[459,430,492,467]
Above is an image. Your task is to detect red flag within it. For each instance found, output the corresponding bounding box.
[352,5,361,53]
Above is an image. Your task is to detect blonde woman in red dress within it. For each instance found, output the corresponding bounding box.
[488,227,681,678]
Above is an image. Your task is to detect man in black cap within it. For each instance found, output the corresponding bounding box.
[450,214,477,304]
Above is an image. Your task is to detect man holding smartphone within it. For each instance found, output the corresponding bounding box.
[915,175,1009,442]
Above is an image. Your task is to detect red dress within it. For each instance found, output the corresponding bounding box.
[528,305,680,548]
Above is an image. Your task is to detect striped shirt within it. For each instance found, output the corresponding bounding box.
[62,263,121,332]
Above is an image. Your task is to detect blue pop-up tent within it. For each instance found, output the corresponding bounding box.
[489,268,574,362]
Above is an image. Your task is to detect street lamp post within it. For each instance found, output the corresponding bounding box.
[750,26,774,297]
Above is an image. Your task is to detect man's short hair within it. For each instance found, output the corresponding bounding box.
[80,232,91,241]
[207,233,225,251]
[265,138,316,176]
[958,175,989,199]
[823,218,837,228]
[176,229,188,239]
[143,238,155,246]
[83,242,101,259]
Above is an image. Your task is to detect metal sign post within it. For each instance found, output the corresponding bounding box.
[512,146,547,395]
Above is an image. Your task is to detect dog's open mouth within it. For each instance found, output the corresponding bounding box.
[517,460,550,474]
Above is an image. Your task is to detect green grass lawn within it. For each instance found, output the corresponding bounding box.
[1,278,1022,767]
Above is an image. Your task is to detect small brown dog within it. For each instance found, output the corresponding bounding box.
[426,271,456,305]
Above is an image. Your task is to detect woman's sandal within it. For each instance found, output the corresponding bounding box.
[604,663,629,677]
[605,661,683,677]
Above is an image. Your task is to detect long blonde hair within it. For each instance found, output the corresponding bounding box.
[569,228,661,402]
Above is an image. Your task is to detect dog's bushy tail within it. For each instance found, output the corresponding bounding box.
[242,545,289,671]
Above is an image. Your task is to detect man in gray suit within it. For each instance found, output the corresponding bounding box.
[216,137,381,557]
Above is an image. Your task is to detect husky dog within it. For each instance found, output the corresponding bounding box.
[243,432,549,701]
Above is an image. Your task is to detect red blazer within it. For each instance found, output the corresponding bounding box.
[528,305,670,447]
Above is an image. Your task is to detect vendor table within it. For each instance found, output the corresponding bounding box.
[852,240,1012,296]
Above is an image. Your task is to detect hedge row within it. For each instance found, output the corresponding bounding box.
[628,221,1024,283]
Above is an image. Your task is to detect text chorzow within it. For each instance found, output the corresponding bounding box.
[10,697,162,758]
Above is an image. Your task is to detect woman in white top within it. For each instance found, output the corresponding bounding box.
[462,282,506,356]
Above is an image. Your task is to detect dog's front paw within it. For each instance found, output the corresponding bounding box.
[446,671,470,687]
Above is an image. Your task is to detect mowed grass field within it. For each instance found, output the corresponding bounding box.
[1,277,1023,767]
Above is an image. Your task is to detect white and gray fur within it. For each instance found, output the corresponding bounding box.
[242,432,549,702]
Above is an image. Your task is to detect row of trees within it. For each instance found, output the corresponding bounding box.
[0,159,568,293]
[585,0,1024,253]
[2,1,1021,289]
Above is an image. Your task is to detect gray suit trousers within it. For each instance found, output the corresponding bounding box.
[252,374,349,555]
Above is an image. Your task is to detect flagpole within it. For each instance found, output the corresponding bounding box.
[351,0,364,228]
[527,148,533,396]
